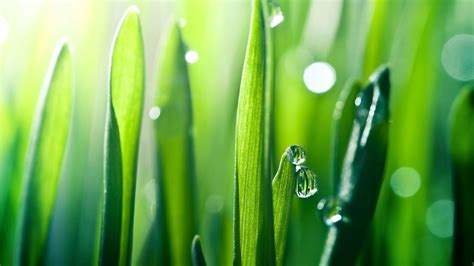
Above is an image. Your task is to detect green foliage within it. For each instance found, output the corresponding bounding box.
[99,7,145,266]
[320,66,390,266]
[192,235,207,266]
[450,86,474,265]
[18,41,73,265]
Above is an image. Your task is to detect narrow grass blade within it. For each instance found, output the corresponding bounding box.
[320,66,390,266]
[272,147,298,266]
[192,235,207,266]
[233,0,275,264]
[331,80,362,193]
[450,86,474,265]
[18,41,73,265]
[99,6,145,266]
[152,23,196,265]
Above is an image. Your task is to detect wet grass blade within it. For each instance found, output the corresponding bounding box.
[18,41,73,265]
[233,0,275,264]
[151,23,197,265]
[271,147,298,266]
[192,235,207,266]
[320,66,391,266]
[450,86,474,265]
[99,6,145,266]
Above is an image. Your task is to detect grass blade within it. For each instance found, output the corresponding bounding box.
[18,41,73,265]
[152,23,197,265]
[450,86,474,265]
[99,6,145,266]
[320,66,390,266]
[233,0,275,264]
[271,146,298,266]
[192,235,207,266]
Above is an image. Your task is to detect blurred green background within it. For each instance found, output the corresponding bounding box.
[0,0,473,265]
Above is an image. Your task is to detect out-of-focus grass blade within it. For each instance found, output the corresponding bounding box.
[320,66,390,266]
[272,147,298,266]
[233,0,275,264]
[331,80,362,192]
[450,86,474,265]
[18,41,73,265]
[192,235,207,266]
[151,22,197,265]
[99,6,145,266]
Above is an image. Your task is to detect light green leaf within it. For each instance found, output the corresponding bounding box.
[320,66,390,266]
[233,0,275,264]
[192,235,207,266]
[18,41,73,266]
[450,86,474,266]
[99,6,145,266]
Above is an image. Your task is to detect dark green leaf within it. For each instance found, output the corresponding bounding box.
[192,235,207,266]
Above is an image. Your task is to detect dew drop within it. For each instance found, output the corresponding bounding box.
[148,106,161,120]
[185,50,199,64]
[286,145,306,165]
[317,197,344,226]
[269,2,284,28]
[177,17,187,28]
[303,62,336,94]
[295,166,318,198]
[0,16,9,44]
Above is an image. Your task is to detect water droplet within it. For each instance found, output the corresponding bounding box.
[303,62,336,94]
[390,167,421,198]
[441,34,474,81]
[295,166,318,198]
[355,97,362,107]
[185,50,199,64]
[426,200,454,238]
[0,16,9,44]
[317,197,344,226]
[149,106,161,120]
[286,145,306,165]
[269,2,284,28]
[177,18,187,28]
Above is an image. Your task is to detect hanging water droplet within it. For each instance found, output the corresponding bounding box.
[269,2,284,28]
[149,106,161,120]
[286,145,306,165]
[295,166,318,198]
[317,197,344,226]
[185,50,199,64]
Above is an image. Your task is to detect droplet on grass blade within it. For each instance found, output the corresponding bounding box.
[185,50,199,64]
[286,145,306,165]
[295,166,318,198]
[303,62,336,94]
[149,106,161,120]
[269,1,284,28]
[317,197,345,226]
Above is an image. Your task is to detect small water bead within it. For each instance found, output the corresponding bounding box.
[177,18,187,28]
[295,166,318,198]
[269,2,284,28]
[317,197,344,226]
[286,145,306,165]
[148,106,161,120]
[185,50,199,64]
[303,62,337,94]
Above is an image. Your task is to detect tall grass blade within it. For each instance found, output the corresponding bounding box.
[272,147,298,266]
[320,66,390,266]
[233,0,275,264]
[152,23,197,265]
[191,235,207,266]
[18,41,73,265]
[99,6,145,266]
[450,86,474,265]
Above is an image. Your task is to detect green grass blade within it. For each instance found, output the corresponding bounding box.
[233,0,275,264]
[450,86,474,265]
[152,23,197,265]
[320,66,391,266]
[99,6,145,266]
[272,147,298,266]
[192,235,207,266]
[331,80,362,193]
[18,41,73,265]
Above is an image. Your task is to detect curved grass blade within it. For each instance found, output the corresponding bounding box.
[99,6,145,266]
[331,80,362,193]
[18,41,73,265]
[450,86,474,265]
[320,66,390,266]
[151,22,197,265]
[233,0,275,264]
[271,147,298,266]
[192,235,207,266]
